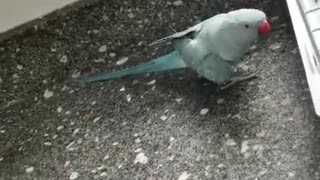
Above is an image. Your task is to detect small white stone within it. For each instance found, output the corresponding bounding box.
[200,108,209,115]
[69,172,80,180]
[57,125,64,131]
[240,140,249,154]
[97,165,106,171]
[217,98,224,104]
[17,65,23,70]
[170,137,175,142]
[109,52,117,57]
[256,130,266,137]
[120,86,126,91]
[103,155,110,160]
[288,172,295,177]
[177,171,191,180]
[44,142,52,146]
[128,13,135,18]
[25,166,35,173]
[126,94,132,102]
[135,138,141,143]
[72,128,80,136]
[175,98,183,103]
[100,172,108,177]
[269,43,282,50]
[225,138,237,146]
[93,117,101,123]
[147,79,156,85]
[64,161,71,167]
[134,148,143,153]
[116,57,129,65]
[65,111,71,115]
[0,130,6,134]
[134,152,148,164]
[112,142,119,146]
[94,58,105,63]
[60,55,68,63]
[0,157,3,161]
[0,77,3,84]
[160,115,168,121]
[71,71,81,78]
[258,169,268,176]
[99,45,107,52]
[173,0,183,6]
[43,89,54,99]
[57,107,63,113]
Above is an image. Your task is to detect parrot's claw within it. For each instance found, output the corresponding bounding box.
[219,71,259,90]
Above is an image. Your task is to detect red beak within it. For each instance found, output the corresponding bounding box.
[258,19,271,33]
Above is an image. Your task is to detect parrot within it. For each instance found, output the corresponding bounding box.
[78,9,271,90]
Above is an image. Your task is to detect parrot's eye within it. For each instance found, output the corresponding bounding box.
[244,24,249,28]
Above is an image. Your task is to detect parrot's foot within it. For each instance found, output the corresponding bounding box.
[220,71,259,90]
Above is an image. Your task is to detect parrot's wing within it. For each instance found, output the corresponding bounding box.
[148,22,205,46]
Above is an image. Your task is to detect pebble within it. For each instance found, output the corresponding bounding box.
[43,89,54,99]
[0,77,2,84]
[57,125,64,131]
[200,108,209,115]
[217,98,224,104]
[177,171,191,180]
[147,79,156,85]
[240,140,249,153]
[17,65,23,70]
[134,148,143,153]
[256,130,266,137]
[269,43,282,50]
[160,115,168,121]
[225,138,237,146]
[288,172,295,177]
[217,163,226,168]
[99,45,107,52]
[103,155,110,160]
[60,55,68,63]
[173,0,183,6]
[134,152,149,164]
[25,166,35,173]
[120,86,126,92]
[72,128,80,136]
[128,13,135,18]
[100,172,108,177]
[44,142,52,146]
[57,107,63,113]
[116,57,129,65]
[126,94,132,102]
[69,172,80,180]
[64,161,71,167]
[93,117,101,123]
[109,52,117,57]
[94,58,105,63]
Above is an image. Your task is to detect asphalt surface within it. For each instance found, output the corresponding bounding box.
[1,0,320,180]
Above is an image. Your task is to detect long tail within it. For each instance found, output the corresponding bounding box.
[79,51,187,83]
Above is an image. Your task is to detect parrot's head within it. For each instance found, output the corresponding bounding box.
[210,9,271,61]
[226,9,271,42]
[215,9,271,57]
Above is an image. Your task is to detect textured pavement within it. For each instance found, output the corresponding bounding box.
[1,0,320,180]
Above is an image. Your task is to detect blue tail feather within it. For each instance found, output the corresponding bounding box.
[79,51,187,83]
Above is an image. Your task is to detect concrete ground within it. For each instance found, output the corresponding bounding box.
[1,0,320,179]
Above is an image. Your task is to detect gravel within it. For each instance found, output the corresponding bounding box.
[1,0,320,180]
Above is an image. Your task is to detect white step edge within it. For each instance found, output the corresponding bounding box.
[0,0,79,34]
[286,0,320,116]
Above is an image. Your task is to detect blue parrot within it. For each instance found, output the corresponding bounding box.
[78,9,271,90]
